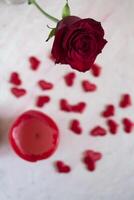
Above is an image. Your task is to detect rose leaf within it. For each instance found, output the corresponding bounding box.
[46,28,56,42]
[62,0,71,18]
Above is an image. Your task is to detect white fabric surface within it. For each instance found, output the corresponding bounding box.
[0,0,134,199]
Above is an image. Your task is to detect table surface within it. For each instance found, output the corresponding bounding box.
[0,0,134,200]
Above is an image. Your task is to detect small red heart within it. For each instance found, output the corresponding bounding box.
[84,150,102,162]
[71,102,86,113]
[70,119,82,134]
[122,118,134,133]
[55,161,71,173]
[60,99,86,114]
[29,56,40,70]
[82,80,97,92]
[91,63,101,77]
[119,94,132,108]
[64,72,76,87]
[60,99,72,112]
[101,104,115,118]
[38,80,53,90]
[11,87,26,98]
[106,119,119,134]
[90,126,107,136]
[9,72,22,86]
[83,150,102,172]
[36,96,50,108]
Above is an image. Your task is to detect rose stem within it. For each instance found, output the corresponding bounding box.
[28,0,59,23]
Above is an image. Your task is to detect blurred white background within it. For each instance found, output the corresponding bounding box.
[3,0,26,4]
[0,0,134,200]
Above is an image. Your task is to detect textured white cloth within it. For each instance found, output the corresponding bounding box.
[0,0,134,200]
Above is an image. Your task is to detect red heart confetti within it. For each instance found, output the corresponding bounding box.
[106,119,119,134]
[91,63,101,77]
[119,94,132,108]
[36,96,50,108]
[38,80,53,90]
[7,57,134,174]
[70,119,82,135]
[101,104,115,118]
[11,87,27,98]
[122,118,134,133]
[82,80,97,92]
[90,126,107,136]
[29,56,41,70]
[71,102,86,113]
[59,99,72,112]
[83,150,102,171]
[64,72,76,87]
[60,99,86,113]
[55,161,71,173]
[9,72,22,86]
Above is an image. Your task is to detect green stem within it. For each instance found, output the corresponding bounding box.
[29,0,59,23]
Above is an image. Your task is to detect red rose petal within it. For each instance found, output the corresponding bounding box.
[29,56,40,70]
[90,126,107,136]
[91,63,101,77]
[82,80,97,92]
[38,80,53,90]
[122,118,134,133]
[101,104,115,118]
[106,119,119,134]
[36,96,50,108]
[64,72,76,87]
[71,102,86,113]
[55,161,71,173]
[60,99,72,112]
[119,94,132,108]
[9,72,22,86]
[83,150,102,172]
[11,87,26,98]
[70,119,82,134]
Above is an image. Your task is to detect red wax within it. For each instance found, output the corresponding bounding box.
[9,110,59,162]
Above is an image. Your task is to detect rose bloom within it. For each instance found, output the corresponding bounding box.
[51,16,107,72]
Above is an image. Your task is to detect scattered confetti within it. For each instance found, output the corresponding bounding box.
[55,161,71,173]
[106,119,119,134]
[91,63,101,77]
[70,119,82,134]
[90,126,107,136]
[60,99,86,113]
[11,87,26,98]
[9,72,22,86]
[38,80,53,90]
[101,104,115,118]
[29,56,41,70]
[36,96,50,107]
[64,72,76,87]
[83,150,102,171]
[82,80,97,92]
[119,94,132,108]
[122,118,134,133]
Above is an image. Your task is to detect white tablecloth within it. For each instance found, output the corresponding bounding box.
[0,0,134,199]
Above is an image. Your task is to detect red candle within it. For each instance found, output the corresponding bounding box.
[9,110,59,162]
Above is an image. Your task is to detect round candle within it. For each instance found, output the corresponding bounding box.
[9,110,59,162]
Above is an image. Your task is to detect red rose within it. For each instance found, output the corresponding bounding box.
[52,16,107,72]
